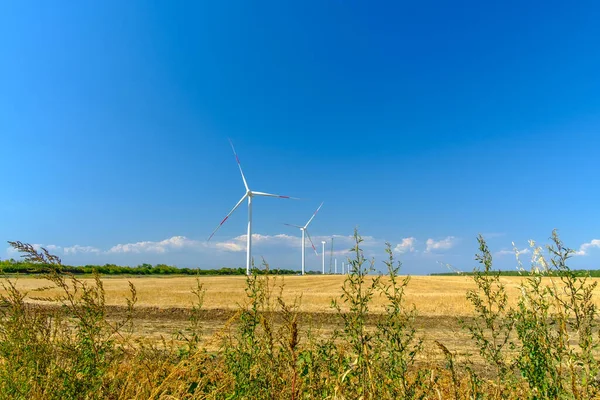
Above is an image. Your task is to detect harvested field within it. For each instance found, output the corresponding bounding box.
[5,274,600,359]
[1,274,528,314]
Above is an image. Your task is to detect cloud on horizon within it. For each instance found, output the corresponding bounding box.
[394,237,416,254]
[4,232,368,259]
[4,233,472,271]
[425,236,457,253]
[495,248,531,257]
[575,239,600,256]
[108,236,199,254]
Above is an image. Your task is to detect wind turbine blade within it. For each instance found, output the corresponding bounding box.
[207,193,248,241]
[228,139,249,191]
[283,223,303,229]
[304,201,324,228]
[252,191,299,199]
[305,230,318,256]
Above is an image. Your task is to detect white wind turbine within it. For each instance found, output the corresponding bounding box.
[207,140,297,276]
[284,202,324,275]
[321,241,326,275]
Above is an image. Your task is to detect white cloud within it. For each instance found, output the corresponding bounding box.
[240,233,299,246]
[326,234,378,248]
[575,239,600,256]
[425,236,457,253]
[106,233,305,255]
[6,243,100,256]
[495,248,531,257]
[215,242,245,252]
[108,236,202,254]
[394,237,416,254]
[208,233,367,259]
[63,245,101,255]
[6,243,44,255]
[213,234,298,253]
[216,233,375,252]
[1,232,376,266]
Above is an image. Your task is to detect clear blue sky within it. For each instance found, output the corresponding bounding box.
[2,1,600,274]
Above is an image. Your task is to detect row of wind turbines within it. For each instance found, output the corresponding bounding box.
[207,140,328,276]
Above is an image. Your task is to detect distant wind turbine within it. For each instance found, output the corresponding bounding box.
[284,202,324,275]
[321,241,326,275]
[208,139,297,276]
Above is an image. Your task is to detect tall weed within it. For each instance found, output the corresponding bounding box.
[463,235,516,398]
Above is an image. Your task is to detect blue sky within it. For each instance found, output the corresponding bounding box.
[1,1,600,274]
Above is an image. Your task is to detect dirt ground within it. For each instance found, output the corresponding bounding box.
[4,274,599,362]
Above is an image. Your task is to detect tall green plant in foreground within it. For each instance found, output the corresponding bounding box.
[0,242,137,400]
[220,260,304,399]
[332,229,381,397]
[374,242,424,399]
[513,231,600,399]
[463,235,516,398]
[221,261,276,398]
[0,278,56,398]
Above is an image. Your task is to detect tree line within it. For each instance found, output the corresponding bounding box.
[431,269,600,277]
[0,259,299,276]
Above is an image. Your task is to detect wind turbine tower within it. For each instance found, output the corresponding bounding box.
[321,241,326,274]
[208,140,296,276]
[284,202,324,275]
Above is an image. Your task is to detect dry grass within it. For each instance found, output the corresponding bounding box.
[6,274,600,315]
[6,274,600,359]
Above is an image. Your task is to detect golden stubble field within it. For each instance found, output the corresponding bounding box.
[5,274,600,357]
[2,274,516,314]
